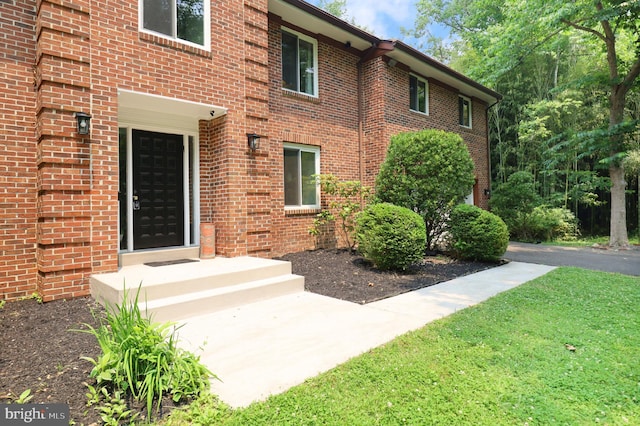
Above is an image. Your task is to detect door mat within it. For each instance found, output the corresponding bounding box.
[144,259,200,267]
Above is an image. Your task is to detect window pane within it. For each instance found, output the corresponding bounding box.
[417,80,426,113]
[409,76,417,111]
[143,0,172,36]
[282,31,298,91]
[177,0,204,45]
[188,135,195,244]
[299,39,315,95]
[459,97,471,126]
[300,151,317,205]
[284,149,300,205]
[119,128,128,250]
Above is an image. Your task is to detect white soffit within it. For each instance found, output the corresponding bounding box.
[118,89,228,123]
[268,0,373,51]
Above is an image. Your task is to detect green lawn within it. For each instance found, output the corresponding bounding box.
[164,268,640,425]
[543,235,640,247]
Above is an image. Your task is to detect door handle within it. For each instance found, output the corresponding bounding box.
[133,195,141,211]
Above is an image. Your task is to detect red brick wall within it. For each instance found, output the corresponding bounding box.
[1,1,38,300]
[267,22,492,256]
[3,0,274,300]
[267,17,362,256]
[375,59,491,209]
[1,0,493,300]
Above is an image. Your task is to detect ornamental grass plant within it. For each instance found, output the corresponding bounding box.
[79,285,215,423]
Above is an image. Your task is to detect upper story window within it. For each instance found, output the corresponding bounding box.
[459,95,472,128]
[284,143,320,209]
[141,0,210,48]
[410,75,428,114]
[281,28,318,97]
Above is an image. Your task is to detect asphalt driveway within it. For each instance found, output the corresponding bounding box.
[505,242,640,276]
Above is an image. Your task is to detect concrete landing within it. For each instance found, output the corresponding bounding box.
[173,261,556,407]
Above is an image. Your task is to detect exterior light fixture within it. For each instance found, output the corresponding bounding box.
[484,188,491,196]
[247,133,260,151]
[74,112,91,135]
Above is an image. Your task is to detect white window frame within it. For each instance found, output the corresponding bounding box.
[459,95,472,128]
[139,0,211,50]
[281,27,319,97]
[409,74,429,114]
[283,143,320,209]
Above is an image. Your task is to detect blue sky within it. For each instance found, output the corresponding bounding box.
[307,0,452,53]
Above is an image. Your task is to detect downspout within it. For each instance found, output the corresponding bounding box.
[357,62,364,185]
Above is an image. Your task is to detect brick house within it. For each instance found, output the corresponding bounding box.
[1,0,500,302]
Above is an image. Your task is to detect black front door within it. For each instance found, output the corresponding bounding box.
[132,130,184,249]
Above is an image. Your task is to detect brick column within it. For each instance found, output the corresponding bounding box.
[35,0,92,300]
[244,0,271,257]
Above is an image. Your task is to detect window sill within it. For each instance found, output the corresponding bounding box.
[282,89,320,103]
[139,32,212,58]
[410,109,429,116]
[285,207,321,216]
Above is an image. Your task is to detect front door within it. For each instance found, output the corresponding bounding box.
[132,130,184,249]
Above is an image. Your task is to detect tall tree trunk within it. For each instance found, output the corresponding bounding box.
[609,164,628,247]
[608,92,629,248]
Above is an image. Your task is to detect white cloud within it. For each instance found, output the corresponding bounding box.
[343,0,417,39]
[308,0,417,40]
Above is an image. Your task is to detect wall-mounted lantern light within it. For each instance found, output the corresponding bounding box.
[74,112,91,135]
[247,133,260,151]
[484,188,491,196]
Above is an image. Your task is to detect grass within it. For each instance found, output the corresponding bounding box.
[543,235,640,247]
[163,268,640,425]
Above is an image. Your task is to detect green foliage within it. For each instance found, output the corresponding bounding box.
[14,389,33,404]
[489,172,580,241]
[375,129,475,250]
[449,204,509,262]
[19,292,43,304]
[0,300,5,309]
[528,206,580,241]
[86,385,139,426]
[489,171,542,239]
[309,174,372,251]
[356,203,426,271]
[162,393,232,425]
[415,0,640,244]
[78,285,214,422]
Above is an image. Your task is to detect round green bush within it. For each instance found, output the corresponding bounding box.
[356,203,426,271]
[449,204,509,262]
[375,129,475,250]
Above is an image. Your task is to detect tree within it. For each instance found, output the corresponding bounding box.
[416,0,640,247]
[375,129,475,250]
[316,0,347,18]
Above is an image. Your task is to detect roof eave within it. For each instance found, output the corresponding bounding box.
[269,0,502,105]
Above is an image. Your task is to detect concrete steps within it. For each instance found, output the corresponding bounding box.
[90,256,305,322]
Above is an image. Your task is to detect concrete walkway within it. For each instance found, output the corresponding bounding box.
[174,261,556,408]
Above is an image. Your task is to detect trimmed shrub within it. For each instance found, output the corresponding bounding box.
[449,204,509,262]
[356,203,426,271]
[375,129,475,250]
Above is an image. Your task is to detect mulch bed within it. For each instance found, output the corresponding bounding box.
[0,249,499,424]
[279,248,500,304]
